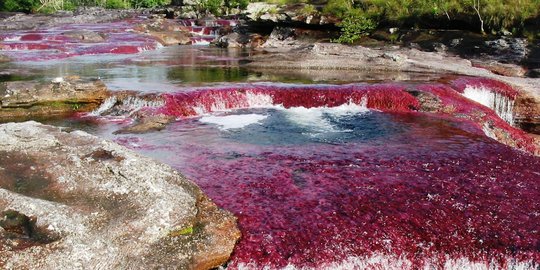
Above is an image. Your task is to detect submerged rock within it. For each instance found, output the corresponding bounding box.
[115,115,175,134]
[0,77,109,119]
[62,30,106,43]
[0,121,240,269]
[214,32,250,48]
[0,55,10,63]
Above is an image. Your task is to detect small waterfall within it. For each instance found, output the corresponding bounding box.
[246,91,273,107]
[462,86,515,125]
[90,96,117,116]
[160,84,418,118]
[90,95,164,117]
[120,96,164,115]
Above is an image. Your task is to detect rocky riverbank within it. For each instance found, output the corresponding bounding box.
[0,121,240,269]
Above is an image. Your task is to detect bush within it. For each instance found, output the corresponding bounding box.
[322,0,351,18]
[130,0,171,8]
[197,0,222,16]
[334,10,377,44]
[1,0,41,13]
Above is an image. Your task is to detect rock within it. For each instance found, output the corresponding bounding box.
[135,18,192,46]
[245,2,279,21]
[0,210,36,237]
[262,27,301,48]
[450,38,462,47]
[114,115,175,134]
[62,30,106,43]
[514,93,540,134]
[528,68,540,78]
[383,52,407,63]
[485,37,528,62]
[433,42,448,53]
[471,60,526,77]
[149,31,192,46]
[0,7,138,31]
[213,32,250,48]
[269,27,295,41]
[0,121,240,269]
[0,55,10,63]
[0,77,109,119]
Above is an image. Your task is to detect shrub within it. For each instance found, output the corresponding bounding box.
[130,0,171,8]
[105,0,130,9]
[334,10,377,44]
[323,0,351,18]
[1,0,41,13]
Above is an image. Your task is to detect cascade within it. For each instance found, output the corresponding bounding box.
[462,85,515,124]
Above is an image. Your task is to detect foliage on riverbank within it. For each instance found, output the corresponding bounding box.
[0,0,172,12]
[2,0,540,42]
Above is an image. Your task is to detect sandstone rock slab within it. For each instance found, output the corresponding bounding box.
[0,121,240,269]
[0,77,109,119]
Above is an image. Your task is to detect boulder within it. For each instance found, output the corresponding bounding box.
[0,55,10,63]
[148,31,192,46]
[62,30,106,43]
[214,32,250,48]
[114,115,176,134]
[0,121,240,269]
[0,77,109,119]
[484,37,528,62]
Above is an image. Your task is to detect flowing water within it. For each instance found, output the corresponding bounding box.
[2,17,539,270]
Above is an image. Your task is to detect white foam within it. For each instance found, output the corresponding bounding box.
[280,100,369,134]
[89,96,117,116]
[462,86,514,125]
[234,254,538,270]
[4,36,21,41]
[199,114,268,130]
[246,92,273,108]
[89,96,163,117]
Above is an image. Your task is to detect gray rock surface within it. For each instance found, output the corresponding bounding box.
[0,121,240,269]
[0,8,138,30]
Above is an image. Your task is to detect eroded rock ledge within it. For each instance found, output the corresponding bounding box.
[0,77,109,120]
[0,121,240,269]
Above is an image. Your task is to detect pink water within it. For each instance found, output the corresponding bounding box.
[74,80,540,269]
[0,18,237,61]
[4,18,539,268]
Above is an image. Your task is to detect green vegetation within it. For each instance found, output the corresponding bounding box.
[1,0,41,13]
[2,0,540,40]
[0,0,171,12]
[333,10,377,43]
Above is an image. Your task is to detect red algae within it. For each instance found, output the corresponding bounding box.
[0,18,239,61]
[0,20,159,61]
[416,83,537,153]
[158,84,420,117]
[94,79,540,269]
[113,109,540,269]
